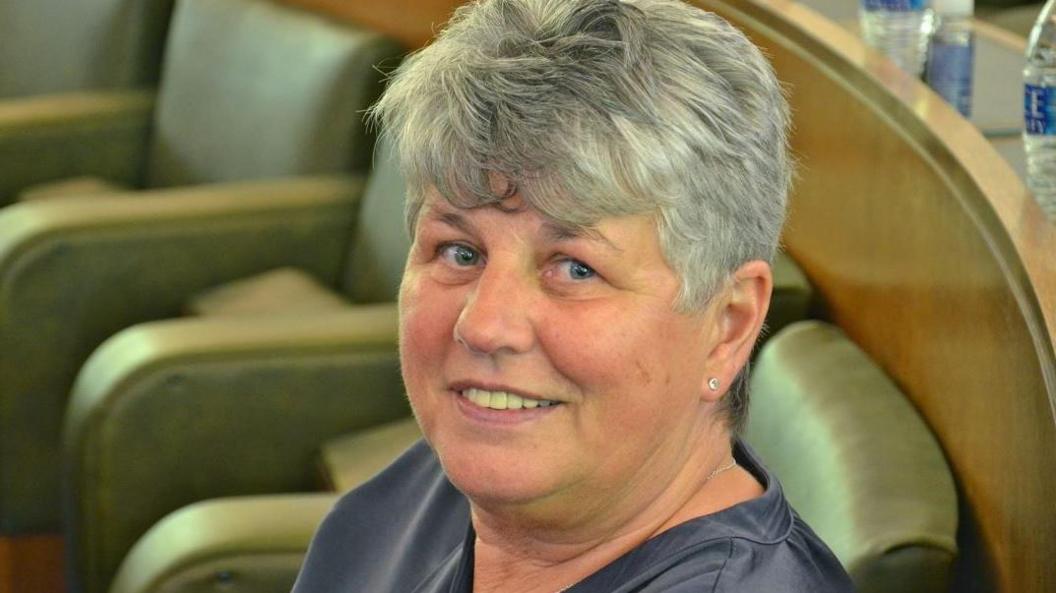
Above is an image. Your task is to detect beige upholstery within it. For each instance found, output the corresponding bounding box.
[185,268,349,317]
[0,0,174,98]
[17,177,130,202]
[319,417,423,492]
[747,321,958,593]
[0,0,402,536]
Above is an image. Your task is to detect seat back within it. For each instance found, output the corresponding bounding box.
[339,139,413,303]
[145,0,402,188]
[747,320,958,593]
[0,0,175,98]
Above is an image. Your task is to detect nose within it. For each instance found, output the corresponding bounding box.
[453,265,535,357]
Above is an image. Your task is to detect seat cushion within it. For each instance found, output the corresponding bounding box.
[185,268,348,317]
[747,321,958,593]
[318,417,421,492]
[17,176,130,201]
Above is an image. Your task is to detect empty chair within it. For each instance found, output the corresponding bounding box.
[747,320,958,593]
[108,418,423,593]
[0,0,174,98]
[0,0,400,204]
[0,0,403,535]
[62,143,412,593]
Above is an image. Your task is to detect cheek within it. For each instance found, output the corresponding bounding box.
[542,310,666,393]
[542,309,701,419]
[398,275,455,389]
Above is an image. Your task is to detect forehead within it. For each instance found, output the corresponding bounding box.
[417,191,625,248]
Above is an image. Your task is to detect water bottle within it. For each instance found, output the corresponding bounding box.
[1024,0,1056,218]
[924,0,973,117]
[859,0,934,76]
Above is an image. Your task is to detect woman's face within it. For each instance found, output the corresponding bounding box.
[399,190,726,519]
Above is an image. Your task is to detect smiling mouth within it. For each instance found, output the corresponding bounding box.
[459,388,562,410]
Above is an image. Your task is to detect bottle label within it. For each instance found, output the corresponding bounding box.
[862,0,926,11]
[925,39,973,117]
[1025,84,1056,135]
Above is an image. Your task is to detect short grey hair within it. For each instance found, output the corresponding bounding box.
[371,0,791,432]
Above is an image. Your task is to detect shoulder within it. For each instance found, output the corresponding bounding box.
[616,441,853,593]
[707,520,855,593]
[616,520,852,593]
[700,441,853,593]
[292,439,470,592]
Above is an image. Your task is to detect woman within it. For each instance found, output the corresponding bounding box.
[294,0,854,591]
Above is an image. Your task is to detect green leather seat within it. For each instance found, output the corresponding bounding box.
[747,320,958,593]
[0,0,174,99]
[0,0,402,536]
[63,141,413,593]
[0,0,400,205]
[108,418,423,593]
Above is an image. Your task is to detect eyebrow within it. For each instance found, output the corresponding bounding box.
[427,209,475,236]
[422,204,623,254]
[541,220,623,254]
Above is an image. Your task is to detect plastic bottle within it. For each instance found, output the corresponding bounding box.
[1024,0,1056,218]
[859,0,934,76]
[924,0,974,117]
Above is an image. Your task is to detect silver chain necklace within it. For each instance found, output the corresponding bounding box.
[550,458,738,593]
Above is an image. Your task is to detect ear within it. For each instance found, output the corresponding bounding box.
[700,260,772,402]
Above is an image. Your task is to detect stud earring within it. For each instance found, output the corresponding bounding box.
[707,377,720,391]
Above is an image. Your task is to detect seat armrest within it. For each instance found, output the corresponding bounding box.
[0,175,362,534]
[109,494,339,593]
[748,321,958,593]
[0,90,155,203]
[64,305,409,593]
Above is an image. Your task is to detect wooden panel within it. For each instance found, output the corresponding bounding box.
[279,0,462,48]
[692,1,1056,591]
[0,535,64,593]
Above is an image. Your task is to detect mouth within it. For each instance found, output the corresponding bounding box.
[457,388,563,411]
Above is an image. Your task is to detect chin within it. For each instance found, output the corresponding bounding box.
[434,440,563,506]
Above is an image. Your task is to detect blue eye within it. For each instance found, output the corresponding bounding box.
[562,259,596,280]
[440,244,480,266]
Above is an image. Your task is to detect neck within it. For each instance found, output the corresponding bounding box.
[470,425,753,593]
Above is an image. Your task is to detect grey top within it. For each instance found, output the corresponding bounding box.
[292,439,855,592]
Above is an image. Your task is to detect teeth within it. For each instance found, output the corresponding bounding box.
[462,388,557,410]
[490,391,507,409]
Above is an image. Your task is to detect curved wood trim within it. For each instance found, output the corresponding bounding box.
[278,0,460,49]
[691,0,1056,591]
[974,18,1028,53]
